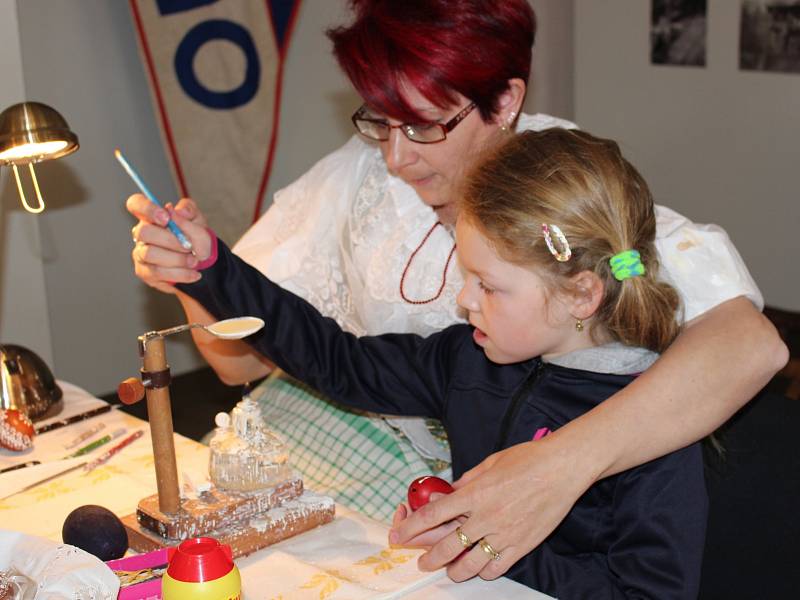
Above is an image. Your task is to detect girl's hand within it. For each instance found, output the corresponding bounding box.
[126,194,209,293]
[389,438,595,582]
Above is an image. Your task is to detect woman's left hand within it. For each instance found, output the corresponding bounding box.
[389,498,462,548]
[389,437,595,581]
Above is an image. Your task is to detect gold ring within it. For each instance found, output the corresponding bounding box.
[479,538,501,561]
[455,526,472,548]
[132,241,147,263]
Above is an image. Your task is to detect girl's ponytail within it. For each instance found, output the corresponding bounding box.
[599,247,680,353]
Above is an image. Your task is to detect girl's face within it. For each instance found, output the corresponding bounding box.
[455,218,583,364]
[374,86,504,226]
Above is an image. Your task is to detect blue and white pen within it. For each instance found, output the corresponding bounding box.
[114,148,193,251]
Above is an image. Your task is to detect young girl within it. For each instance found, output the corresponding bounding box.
[174,128,706,598]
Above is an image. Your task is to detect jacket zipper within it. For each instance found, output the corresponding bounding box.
[493,361,545,453]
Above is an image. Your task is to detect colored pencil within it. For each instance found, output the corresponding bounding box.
[83,429,145,472]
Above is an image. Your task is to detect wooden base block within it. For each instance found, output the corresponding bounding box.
[123,491,336,558]
[136,476,303,540]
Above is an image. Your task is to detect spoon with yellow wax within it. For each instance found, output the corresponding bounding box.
[155,316,265,340]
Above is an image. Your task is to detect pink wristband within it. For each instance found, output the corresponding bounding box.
[195,228,219,271]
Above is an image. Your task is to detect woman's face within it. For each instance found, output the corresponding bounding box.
[374,86,504,225]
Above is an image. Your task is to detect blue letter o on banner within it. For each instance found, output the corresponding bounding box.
[175,19,260,109]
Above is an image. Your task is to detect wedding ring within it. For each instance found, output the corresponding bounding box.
[479,538,501,561]
[455,526,472,548]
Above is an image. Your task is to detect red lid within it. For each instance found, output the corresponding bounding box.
[166,537,234,582]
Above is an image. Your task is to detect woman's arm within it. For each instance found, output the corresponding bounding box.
[391,296,788,582]
[583,296,786,476]
[128,194,272,385]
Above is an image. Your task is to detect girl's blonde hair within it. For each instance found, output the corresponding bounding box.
[461,128,680,353]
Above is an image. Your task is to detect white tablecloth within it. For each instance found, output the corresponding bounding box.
[0,381,552,599]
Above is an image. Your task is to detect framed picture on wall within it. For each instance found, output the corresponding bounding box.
[740,1,800,73]
[651,0,708,66]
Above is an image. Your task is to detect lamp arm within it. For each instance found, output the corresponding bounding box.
[11,164,45,214]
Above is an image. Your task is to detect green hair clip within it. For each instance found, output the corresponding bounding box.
[609,249,645,281]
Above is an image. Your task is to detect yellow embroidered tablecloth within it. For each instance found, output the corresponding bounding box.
[0,382,550,599]
[0,382,208,540]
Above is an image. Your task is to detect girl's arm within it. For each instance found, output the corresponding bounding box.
[392,296,788,582]
[175,225,453,419]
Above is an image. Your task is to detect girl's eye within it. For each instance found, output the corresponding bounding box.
[478,281,495,295]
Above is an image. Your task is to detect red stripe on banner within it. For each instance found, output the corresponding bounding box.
[252,0,303,222]
[129,0,190,198]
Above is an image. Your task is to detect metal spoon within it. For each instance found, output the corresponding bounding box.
[155,316,265,340]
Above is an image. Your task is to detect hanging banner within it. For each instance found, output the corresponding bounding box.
[129,0,301,243]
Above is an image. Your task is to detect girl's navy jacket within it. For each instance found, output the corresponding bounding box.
[179,239,707,599]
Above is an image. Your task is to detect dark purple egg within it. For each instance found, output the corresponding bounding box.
[62,505,128,561]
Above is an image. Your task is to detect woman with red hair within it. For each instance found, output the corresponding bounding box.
[127,0,786,587]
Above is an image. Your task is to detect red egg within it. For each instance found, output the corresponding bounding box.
[407,476,454,511]
[0,408,35,451]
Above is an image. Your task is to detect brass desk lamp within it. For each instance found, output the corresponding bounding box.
[0,102,78,421]
[0,101,79,213]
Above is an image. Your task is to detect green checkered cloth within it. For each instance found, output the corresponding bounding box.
[249,371,449,523]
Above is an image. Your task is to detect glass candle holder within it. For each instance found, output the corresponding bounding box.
[208,396,291,492]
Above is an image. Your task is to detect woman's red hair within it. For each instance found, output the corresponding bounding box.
[328,0,536,123]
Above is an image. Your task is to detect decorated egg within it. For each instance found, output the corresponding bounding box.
[62,505,128,561]
[407,475,454,511]
[0,408,34,451]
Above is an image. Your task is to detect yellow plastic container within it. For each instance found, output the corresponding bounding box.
[161,567,241,600]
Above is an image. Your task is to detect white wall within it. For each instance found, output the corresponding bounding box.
[526,0,574,119]
[1,0,574,395]
[0,0,54,367]
[575,0,799,311]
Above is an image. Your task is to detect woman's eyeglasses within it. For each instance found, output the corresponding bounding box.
[351,102,476,144]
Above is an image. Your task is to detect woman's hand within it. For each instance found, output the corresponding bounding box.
[389,436,595,582]
[127,194,209,292]
[389,497,462,548]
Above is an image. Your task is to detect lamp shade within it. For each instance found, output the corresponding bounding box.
[0,101,79,165]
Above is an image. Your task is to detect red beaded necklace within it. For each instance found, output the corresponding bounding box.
[399,221,457,305]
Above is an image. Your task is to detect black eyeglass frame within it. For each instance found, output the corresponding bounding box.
[351,102,477,144]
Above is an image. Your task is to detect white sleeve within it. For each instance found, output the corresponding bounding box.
[233,135,371,281]
[654,205,763,322]
[231,136,376,333]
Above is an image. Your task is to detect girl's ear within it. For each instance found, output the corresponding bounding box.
[568,270,604,320]
[495,78,526,127]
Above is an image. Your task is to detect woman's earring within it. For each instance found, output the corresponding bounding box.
[575,319,584,332]
[506,111,517,131]
[500,111,517,133]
